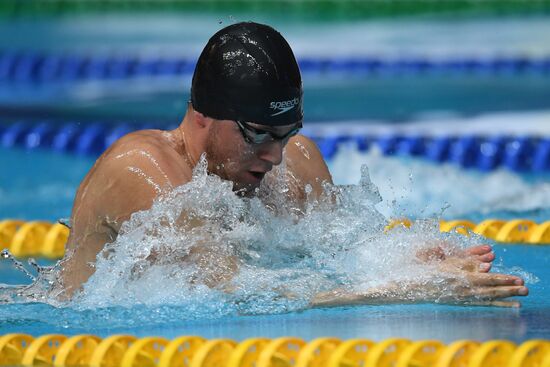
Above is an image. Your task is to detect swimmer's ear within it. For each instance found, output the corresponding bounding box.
[192,109,210,128]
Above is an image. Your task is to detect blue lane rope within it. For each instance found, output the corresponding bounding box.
[1,120,549,172]
[1,52,550,83]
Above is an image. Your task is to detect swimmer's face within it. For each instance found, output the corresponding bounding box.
[205,119,300,195]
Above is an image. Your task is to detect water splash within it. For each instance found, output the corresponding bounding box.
[48,155,521,317]
[328,146,549,218]
[1,249,36,282]
[0,249,61,305]
[1,154,536,319]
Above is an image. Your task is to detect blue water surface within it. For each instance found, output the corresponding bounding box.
[0,243,548,342]
[1,146,549,342]
[0,244,547,342]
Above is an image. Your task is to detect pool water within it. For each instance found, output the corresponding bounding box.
[3,15,550,123]
[1,127,548,342]
[0,260,548,343]
[1,10,549,346]
[2,117,549,222]
[0,231,548,342]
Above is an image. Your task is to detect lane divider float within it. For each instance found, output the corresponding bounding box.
[0,333,549,367]
[1,120,549,172]
[386,218,550,244]
[0,220,68,259]
[312,134,550,171]
[0,51,549,84]
[1,218,548,260]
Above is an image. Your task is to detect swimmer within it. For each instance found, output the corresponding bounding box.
[58,22,528,306]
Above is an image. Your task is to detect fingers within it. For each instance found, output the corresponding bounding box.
[441,257,487,273]
[468,272,525,287]
[452,245,494,274]
[471,285,529,300]
[477,251,496,263]
[464,245,495,264]
[420,244,494,269]
[461,272,528,300]
[465,244,492,256]
[479,262,492,272]
[454,271,529,302]
[467,252,494,273]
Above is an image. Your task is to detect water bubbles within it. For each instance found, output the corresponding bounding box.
[27,258,41,273]
[0,249,36,281]
[439,202,451,218]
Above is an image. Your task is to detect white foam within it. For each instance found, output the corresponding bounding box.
[63,155,535,316]
[329,144,550,218]
[304,110,550,137]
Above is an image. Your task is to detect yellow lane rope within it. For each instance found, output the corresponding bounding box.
[0,218,548,260]
[386,218,550,244]
[0,334,549,367]
[0,220,68,259]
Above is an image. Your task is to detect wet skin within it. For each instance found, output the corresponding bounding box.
[59,106,331,296]
[59,106,528,306]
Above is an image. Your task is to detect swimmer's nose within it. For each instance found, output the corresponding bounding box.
[256,140,284,166]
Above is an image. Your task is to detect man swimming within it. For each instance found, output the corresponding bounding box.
[58,22,528,306]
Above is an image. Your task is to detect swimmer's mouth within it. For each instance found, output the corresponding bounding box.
[249,171,266,180]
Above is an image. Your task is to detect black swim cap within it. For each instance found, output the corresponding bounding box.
[191,22,303,126]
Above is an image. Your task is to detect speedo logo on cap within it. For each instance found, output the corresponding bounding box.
[270,98,300,116]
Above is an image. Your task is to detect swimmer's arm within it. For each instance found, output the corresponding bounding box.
[309,272,528,309]
[60,138,188,296]
[308,256,528,309]
[310,245,509,308]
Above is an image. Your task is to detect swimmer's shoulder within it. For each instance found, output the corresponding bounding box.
[90,128,192,194]
[286,135,322,158]
[286,134,332,179]
[284,134,333,194]
[106,129,179,157]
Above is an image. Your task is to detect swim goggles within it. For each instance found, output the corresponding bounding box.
[235,120,302,145]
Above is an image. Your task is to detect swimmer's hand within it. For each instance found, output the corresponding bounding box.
[416,244,495,272]
[310,255,528,309]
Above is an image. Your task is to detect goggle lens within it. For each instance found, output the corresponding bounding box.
[236,121,302,145]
